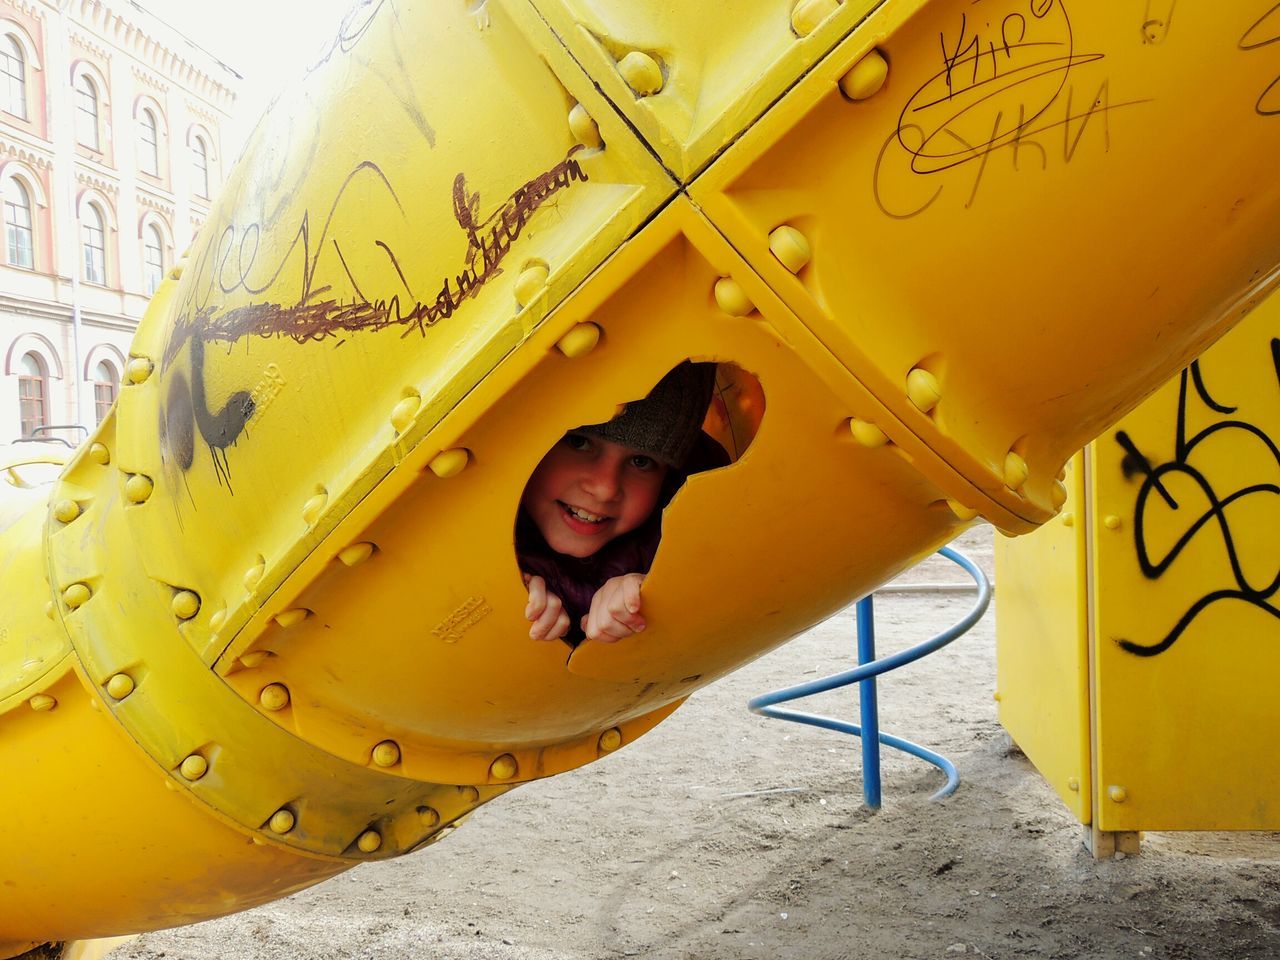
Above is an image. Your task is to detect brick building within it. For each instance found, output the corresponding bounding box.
[0,0,237,443]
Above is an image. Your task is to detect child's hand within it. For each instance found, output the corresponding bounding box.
[582,573,647,643]
[523,574,570,641]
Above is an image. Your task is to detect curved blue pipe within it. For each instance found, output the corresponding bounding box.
[748,546,991,804]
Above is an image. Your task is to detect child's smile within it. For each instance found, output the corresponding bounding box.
[522,431,669,558]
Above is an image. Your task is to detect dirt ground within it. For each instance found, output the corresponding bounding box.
[114,528,1280,960]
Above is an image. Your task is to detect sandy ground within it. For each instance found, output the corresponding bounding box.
[113,528,1280,960]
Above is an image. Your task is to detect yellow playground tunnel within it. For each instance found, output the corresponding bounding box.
[3,0,1280,953]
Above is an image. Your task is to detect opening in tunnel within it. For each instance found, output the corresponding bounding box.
[513,360,764,647]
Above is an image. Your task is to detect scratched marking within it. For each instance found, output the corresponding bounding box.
[1113,341,1280,656]
[1240,4,1280,116]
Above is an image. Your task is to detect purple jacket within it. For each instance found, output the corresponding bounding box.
[516,433,729,644]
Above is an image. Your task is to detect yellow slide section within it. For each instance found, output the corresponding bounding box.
[4,0,1280,951]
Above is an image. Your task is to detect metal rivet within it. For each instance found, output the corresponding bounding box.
[259,683,290,711]
[126,357,154,384]
[946,500,979,522]
[906,367,941,413]
[88,442,110,465]
[274,608,308,629]
[459,785,480,803]
[243,561,265,590]
[1108,785,1127,803]
[839,49,889,100]
[63,583,91,609]
[418,806,441,827]
[391,394,420,435]
[372,740,402,768]
[428,448,470,479]
[125,474,154,503]
[357,830,382,853]
[713,277,755,317]
[338,542,375,567]
[302,488,328,527]
[1050,480,1068,510]
[53,499,81,523]
[172,590,201,621]
[768,225,811,273]
[556,322,601,358]
[791,0,839,37]
[1003,451,1029,491]
[514,262,550,308]
[1061,512,1075,527]
[598,728,622,753]
[848,418,889,448]
[1067,777,1080,792]
[489,754,518,780]
[1103,515,1123,531]
[239,650,269,669]
[29,694,56,712]
[180,754,209,781]
[618,50,663,96]
[106,673,135,700]
[568,103,602,149]
[269,809,296,834]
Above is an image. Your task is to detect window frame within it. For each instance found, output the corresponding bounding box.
[4,175,33,269]
[82,201,106,285]
[75,72,101,151]
[1,33,25,120]
[142,222,163,294]
[17,351,47,438]
[192,134,210,199]
[92,358,118,424]
[139,107,160,176]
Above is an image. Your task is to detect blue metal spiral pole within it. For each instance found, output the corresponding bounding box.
[748,546,991,804]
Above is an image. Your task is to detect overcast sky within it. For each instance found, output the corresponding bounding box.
[136,0,357,153]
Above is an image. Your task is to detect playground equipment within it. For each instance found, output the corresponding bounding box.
[4,0,1280,953]
[996,292,1280,857]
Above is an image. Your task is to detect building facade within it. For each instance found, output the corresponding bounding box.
[0,0,237,443]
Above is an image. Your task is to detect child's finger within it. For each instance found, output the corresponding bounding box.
[525,575,546,620]
[623,575,643,614]
[530,591,562,640]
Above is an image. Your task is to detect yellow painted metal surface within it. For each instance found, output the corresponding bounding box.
[5,0,1280,949]
[997,296,1280,832]
[994,457,1090,823]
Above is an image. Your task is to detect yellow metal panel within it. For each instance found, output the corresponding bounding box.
[525,0,897,180]
[215,197,988,783]
[692,1,1280,528]
[994,456,1090,823]
[115,0,674,676]
[1090,300,1280,831]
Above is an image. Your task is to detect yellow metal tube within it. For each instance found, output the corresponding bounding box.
[4,0,1280,949]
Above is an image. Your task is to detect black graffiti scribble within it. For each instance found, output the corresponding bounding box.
[1240,4,1280,116]
[156,149,588,489]
[1141,0,1176,44]
[309,0,390,72]
[874,0,1152,217]
[1113,340,1280,657]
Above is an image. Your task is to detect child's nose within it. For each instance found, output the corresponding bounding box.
[580,461,621,501]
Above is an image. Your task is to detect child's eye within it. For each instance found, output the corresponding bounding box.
[629,455,656,471]
[564,432,592,452]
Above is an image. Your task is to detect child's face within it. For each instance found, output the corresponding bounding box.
[522,431,669,558]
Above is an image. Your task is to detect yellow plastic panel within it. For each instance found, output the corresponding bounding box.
[113,0,674,673]
[994,456,1090,823]
[1090,300,1280,831]
[525,0,895,180]
[693,0,1280,526]
[0,667,347,945]
[214,198,996,785]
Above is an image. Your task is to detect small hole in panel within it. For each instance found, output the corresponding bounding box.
[513,361,764,647]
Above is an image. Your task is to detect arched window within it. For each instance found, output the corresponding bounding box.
[4,176,32,269]
[192,135,209,198]
[17,351,46,437]
[143,223,163,294]
[139,107,159,176]
[1,34,24,120]
[93,359,118,423]
[82,202,105,284]
[76,73,100,150]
